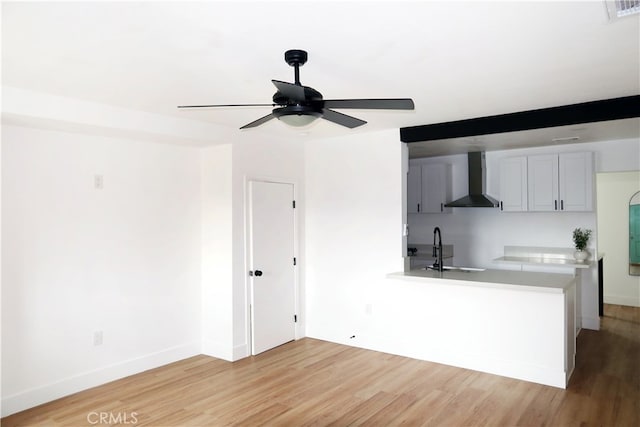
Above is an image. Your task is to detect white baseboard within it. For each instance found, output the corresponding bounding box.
[202,339,233,361]
[604,295,640,308]
[232,344,249,361]
[201,340,249,362]
[1,342,200,418]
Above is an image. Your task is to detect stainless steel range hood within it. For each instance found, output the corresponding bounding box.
[445,152,499,208]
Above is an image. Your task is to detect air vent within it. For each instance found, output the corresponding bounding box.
[606,0,640,19]
[551,136,580,142]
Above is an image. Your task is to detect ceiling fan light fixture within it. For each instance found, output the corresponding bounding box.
[274,105,322,127]
[279,114,318,127]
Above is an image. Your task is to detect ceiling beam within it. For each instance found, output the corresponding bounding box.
[400,95,640,143]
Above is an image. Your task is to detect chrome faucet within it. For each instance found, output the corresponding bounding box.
[433,227,443,272]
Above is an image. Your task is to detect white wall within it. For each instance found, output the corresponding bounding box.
[0,124,3,418]
[305,129,404,343]
[597,171,640,307]
[201,144,233,360]
[1,125,203,416]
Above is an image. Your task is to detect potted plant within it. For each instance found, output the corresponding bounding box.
[572,228,592,262]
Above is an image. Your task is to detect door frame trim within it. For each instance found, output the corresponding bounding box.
[244,176,302,355]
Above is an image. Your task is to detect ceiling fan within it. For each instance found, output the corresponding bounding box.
[178,49,415,129]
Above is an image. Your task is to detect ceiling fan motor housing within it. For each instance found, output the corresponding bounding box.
[284,49,308,67]
[273,104,322,119]
[272,87,323,106]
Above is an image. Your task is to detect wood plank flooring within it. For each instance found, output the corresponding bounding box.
[3,304,639,426]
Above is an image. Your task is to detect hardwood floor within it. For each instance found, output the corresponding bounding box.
[3,304,639,426]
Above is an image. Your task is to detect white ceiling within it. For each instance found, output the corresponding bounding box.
[2,1,639,153]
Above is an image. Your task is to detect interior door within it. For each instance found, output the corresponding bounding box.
[249,180,296,355]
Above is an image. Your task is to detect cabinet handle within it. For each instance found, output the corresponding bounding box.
[500,201,503,211]
[440,203,444,212]
[417,203,420,212]
[555,200,558,210]
[561,200,564,210]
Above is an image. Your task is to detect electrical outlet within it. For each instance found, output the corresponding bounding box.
[94,175,104,190]
[93,331,103,346]
[365,304,373,315]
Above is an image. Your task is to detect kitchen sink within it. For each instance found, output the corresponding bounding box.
[426,265,486,272]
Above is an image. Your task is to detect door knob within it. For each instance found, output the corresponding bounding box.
[254,270,263,277]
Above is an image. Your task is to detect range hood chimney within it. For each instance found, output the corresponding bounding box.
[445,152,499,208]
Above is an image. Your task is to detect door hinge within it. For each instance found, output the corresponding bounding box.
[292,200,296,209]
[294,314,298,323]
[293,257,297,266]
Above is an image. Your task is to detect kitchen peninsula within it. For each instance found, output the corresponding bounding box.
[386,267,577,388]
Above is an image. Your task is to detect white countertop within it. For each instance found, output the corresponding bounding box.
[493,255,594,269]
[492,246,602,269]
[388,268,576,294]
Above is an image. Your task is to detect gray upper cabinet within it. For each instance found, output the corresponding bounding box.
[407,165,422,214]
[408,163,452,213]
[500,151,594,212]
[499,156,528,212]
[528,152,594,212]
[558,152,594,212]
[527,154,559,211]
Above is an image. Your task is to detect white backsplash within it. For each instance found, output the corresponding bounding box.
[408,209,596,269]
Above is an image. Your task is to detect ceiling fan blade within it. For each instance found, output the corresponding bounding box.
[272,80,306,101]
[321,109,367,128]
[322,99,415,110]
[178,103,275,108]
[240,113,276,129]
